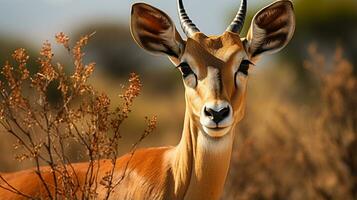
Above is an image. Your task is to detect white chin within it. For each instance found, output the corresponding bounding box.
[202,126,231,138]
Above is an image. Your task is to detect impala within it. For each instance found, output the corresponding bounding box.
[0,0,295,199]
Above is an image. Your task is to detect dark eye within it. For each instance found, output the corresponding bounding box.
[177,62,194,78]
[237,60,252,76]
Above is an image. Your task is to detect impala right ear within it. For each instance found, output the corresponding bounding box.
[244,0,295,59]
[131,3,185,58]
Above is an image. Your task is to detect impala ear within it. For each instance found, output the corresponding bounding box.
[244,0,295,59]
[131,3,185,58]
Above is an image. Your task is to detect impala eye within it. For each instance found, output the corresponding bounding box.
[177,62,194,78]
[237,60,253,76]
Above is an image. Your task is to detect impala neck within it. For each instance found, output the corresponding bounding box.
[170,100,235,199]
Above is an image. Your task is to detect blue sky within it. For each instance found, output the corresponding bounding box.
[0,0,269,44]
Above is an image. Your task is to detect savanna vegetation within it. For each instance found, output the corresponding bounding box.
[0,33,156,199]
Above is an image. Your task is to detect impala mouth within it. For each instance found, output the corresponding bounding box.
[202,125,231,138]
[206,126,228,131]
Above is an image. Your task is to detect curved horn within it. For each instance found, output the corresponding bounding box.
[226,0,247,34]
[177,0,200,37]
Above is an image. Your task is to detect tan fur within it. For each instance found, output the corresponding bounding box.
[0,1,295,199]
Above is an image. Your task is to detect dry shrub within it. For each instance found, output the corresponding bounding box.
[224,45,356,200]
[0,32,156,199]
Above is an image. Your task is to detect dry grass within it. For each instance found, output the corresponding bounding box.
[0,33,156,199]
[223,45,356,200]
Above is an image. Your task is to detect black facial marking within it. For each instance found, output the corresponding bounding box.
[238,60,251,75]
[216,70,223,95]
[177,62,194,78]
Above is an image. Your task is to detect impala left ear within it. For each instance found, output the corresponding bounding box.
[244,0,295,59]
[131,3,185,58]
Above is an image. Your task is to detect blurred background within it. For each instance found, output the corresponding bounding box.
[0,0,356,199]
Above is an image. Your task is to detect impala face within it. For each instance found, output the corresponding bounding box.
[131,0,295,138]
[178,33,250,137]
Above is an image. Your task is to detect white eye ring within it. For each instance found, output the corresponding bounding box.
[184,73,197,88]
[235,71,247,87]
[237,71,248,78]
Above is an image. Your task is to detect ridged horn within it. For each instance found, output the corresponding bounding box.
[226,0,247,34]
[177,0,200,37]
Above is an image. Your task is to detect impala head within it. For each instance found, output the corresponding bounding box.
[131,0,295,138]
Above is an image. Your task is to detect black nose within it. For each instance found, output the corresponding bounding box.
[204,106,230,124]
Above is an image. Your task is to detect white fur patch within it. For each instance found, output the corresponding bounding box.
[197,129,233,153]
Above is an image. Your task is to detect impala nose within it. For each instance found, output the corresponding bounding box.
[204,106,230,124]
